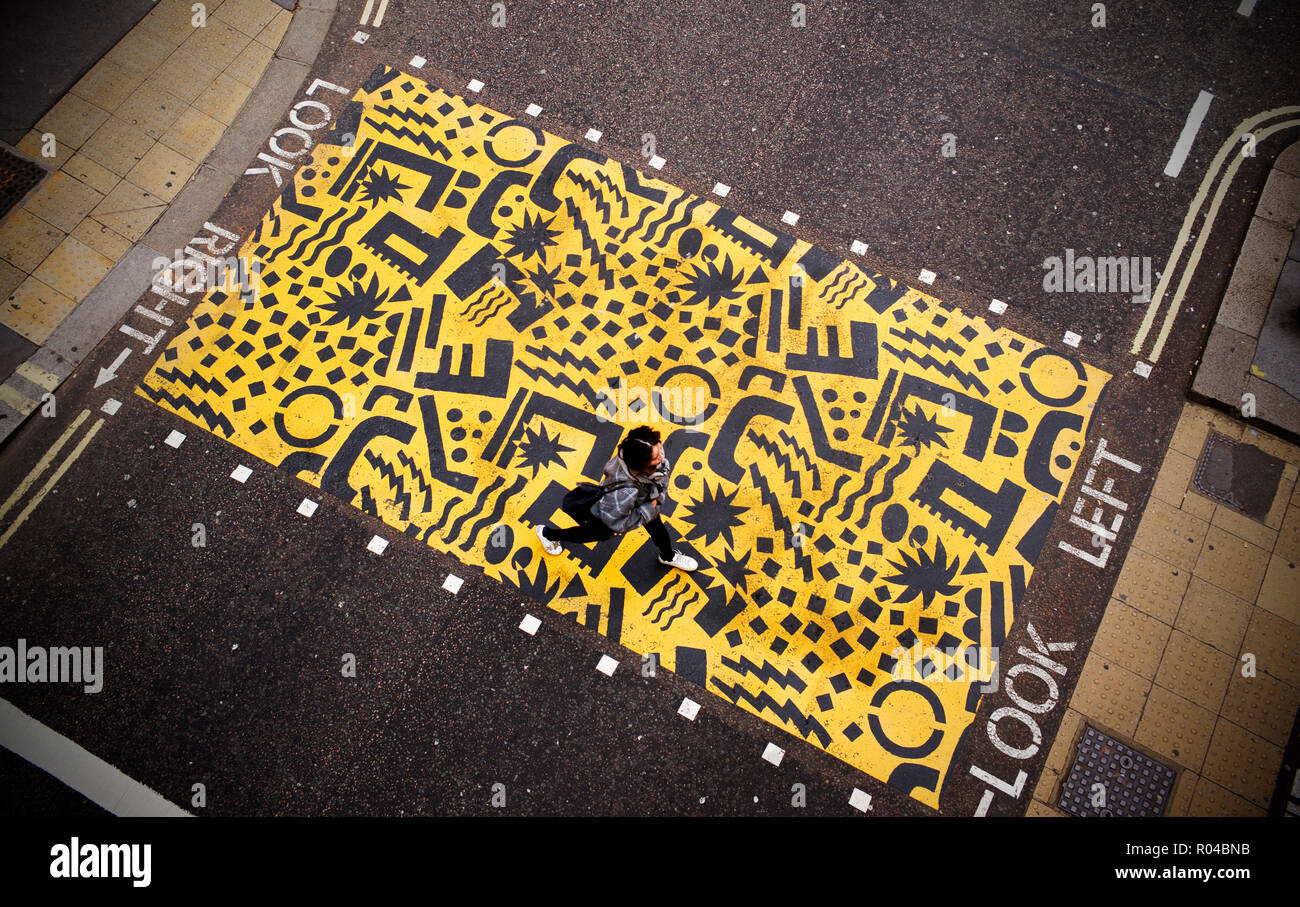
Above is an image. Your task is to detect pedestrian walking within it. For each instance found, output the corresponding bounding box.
[535,425,698,571]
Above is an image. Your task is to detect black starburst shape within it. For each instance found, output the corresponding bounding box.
[358,165,410,207]
[713,547,757,592]
[680,481,747,549]
[525,262,562,299]
[319,272,390,328]
[883,538,961,609]
[676,254,745,307]
[514,423,575,476]
[503,210,561,264]
[896,405,953,454]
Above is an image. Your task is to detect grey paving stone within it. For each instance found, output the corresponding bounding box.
[1258,169,1300,231]
[1253,259,1300,399]
[1193,322,1254,405]
[1218,215,1292,337]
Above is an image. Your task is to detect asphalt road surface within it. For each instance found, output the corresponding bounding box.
[2,0,1298,817]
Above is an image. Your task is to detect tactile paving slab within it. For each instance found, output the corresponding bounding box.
[1058,725,1177,817]
[0,148,48,221]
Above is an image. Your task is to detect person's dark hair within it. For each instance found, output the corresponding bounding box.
[620,425,661,471]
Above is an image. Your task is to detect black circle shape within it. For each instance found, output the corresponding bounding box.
[484,119,545,168]
[867,681,947,759]
[483,524,514,565]
[651,364,721,425]
[324,246,352,278]
[274,386,343,448]
[677,228,703,259]
[1054,454,1072,470]
[447,408,463,422]
[1019,347,1088,407]
[881,503,908,543]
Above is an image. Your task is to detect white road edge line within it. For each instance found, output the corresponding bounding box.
[0,697,191,816]
[1163,90,1213,178]
[0,417,104,550]
[373,0,390,28]
[359,0,374,25]
[0,408,90,524]
[1237,0,1257,15]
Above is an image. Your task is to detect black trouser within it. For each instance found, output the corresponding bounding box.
[544,508,674,559]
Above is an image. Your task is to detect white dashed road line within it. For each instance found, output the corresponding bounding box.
[1163,90,1213,178]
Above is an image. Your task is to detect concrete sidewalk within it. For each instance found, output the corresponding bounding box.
[0,0,323,442]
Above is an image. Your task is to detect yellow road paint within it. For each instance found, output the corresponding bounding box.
[0,415,102,551]
[140,66,1109,806]
[14,360,60,393]
[0,408,90,524]
[0,384,36,416]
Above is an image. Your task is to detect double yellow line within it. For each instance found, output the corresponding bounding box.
[1132,105,1300,363]
[0,409,104,551]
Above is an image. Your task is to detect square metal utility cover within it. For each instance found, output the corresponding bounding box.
[1057,725,1177,817]
[1192,430,1284,521]
[0,147,48,221]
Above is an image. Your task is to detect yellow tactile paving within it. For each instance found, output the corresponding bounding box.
[116,81,187,140]
[1043,707,1085,777]
[13,360,59,393]
[70,59,146,112]
[1276,505,1300,562]
[1200,717,1282,809]
[1091,598,1170,678]
[70,218,132,262]
[1209,502,1276,551]
[1241,608,1300,688]
[1070,653,1150,738]
[0,260,24,301]
[1,276,76,345]
[1130,498,1207,573]
[193,78,253,125]
[125,142,197,203]
[61,153,121,197]
[0,209,65,274]
[0,383,37,415]
[1194,524,1269,601]
[34,93,111,151]
[1263,464,1296,529]
[21,172,103,234]
[1135,683,1216,772]
[15,130,72,170]
[90,181,165,241]
[1179,487,1215,521]
[178,19,251,72]
[1169,403,1243,458]
[1174,576,1252,655]
[214,0,281,39]
[139,70,1111,808]
[145,52,224,106]
[160,106,226,162]
[31,236,114,302]
[1112,545,1189,623]
[1256,554,1300,625]
[1149,447,1196,508]
[255,8,293,48]
[1220,670,1300,747]
[225,39,275,87]
[1025,800,1063,817]
[79,116,156,177]
[1187,776,1264,816]
[1166,771,1197,816]
[143,0,223,46]
[1154,629,1233,712]
[102,24,177,78]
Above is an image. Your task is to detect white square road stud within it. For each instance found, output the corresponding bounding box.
[1133,361,1152,379]
[164,430,185,448]
[648,155,666,170]
[466,78,484,93]
[851,240,868,256]
[525,103,543,117]
[367,535,388,555]
[849,788,873,812]
[442,573,463,594]
[353,31,369,44]
[100,398,121,416]
[585,128,603,143]
[762,742,785,766]
[781,210,799,226]
[678,698,700,720]
[297,498,318,518]
[1063,330,1081,348]
[918,268,937,285]
[409,56,427,68]
[596,654,618,676]
[712,182,731,197]
[988,299,1007,315]
[519,614,541,635]
[230,465,252,483]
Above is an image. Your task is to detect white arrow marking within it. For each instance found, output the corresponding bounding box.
[95,348,132,388]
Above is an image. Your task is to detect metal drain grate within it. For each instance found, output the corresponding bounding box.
[1193,430,1284,520]
[0,148,48,220]
[1057,725,1177,817]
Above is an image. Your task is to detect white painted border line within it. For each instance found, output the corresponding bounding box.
[360,0,375,24]
[1237,0,1257,15]
[373,0,390,27]
[1163,90,1213,178]
[0,697,191,816]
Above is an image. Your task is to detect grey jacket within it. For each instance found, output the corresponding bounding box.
[593,453,671,533]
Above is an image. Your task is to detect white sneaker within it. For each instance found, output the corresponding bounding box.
[535,525,561,555]
[658,550,698,571]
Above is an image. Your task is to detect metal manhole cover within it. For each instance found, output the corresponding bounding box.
[1057,725,1177,817]
[1192,430,1284,520]
[0,147,48,220]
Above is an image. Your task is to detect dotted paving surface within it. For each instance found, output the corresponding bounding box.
[138,64,1109,807]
